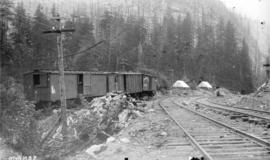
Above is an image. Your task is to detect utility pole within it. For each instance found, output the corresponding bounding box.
[43,15,75,140]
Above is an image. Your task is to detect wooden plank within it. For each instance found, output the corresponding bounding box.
[117,75,124,92]
[126,74,142,93]
[83,73,91,95]
[108,75,116,92]
[50,74,77,101]
[90,74,107,96]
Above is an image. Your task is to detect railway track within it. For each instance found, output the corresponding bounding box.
[207,99,270,115]
[191,97,270,142]
[159,97,270,160]
[196,99,270,122]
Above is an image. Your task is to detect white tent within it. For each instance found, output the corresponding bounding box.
[197,81,212,89]
[172,80,190,88]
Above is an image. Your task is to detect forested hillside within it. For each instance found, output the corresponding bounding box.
[1,0,267,92]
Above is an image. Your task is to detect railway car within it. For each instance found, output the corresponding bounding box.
[116,72,157,96]
[23,69,157,103]
[24,70,109,102]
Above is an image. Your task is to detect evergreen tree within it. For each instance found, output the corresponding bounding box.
[32,4,56,69]
[181,12,193,78]
[150,13,162,70]
[11,2,33,77]
[174,15,184,79]
[182,12,193,52]
[239,38,254,93]
[151,14,162,49]
[0,0,13,69]
[224,21,237,64]
[215,17,226,63]
[74,17,96,71]
[217,20,241,90]
[214,17,226,84]
[121,15,145,71]
[51,3,57,17]
[159,7,177,74]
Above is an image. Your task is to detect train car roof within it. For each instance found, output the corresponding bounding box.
[115,72,142,75]
[142,73,157,77]
[23,69,111,75]
[23,69,156,77]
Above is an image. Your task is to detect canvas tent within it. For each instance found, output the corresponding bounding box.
[172,80,190,88]
[197,81,212,89]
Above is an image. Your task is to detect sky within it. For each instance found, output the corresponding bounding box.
[220,0,270,22]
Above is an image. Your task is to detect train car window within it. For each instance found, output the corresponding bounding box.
[33,74,40,86]
[33,74,48,87]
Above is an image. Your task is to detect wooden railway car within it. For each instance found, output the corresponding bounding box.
[23,70,157,103]
[24,70,109,102]
[116,72,157,96]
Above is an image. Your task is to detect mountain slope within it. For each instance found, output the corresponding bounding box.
[9,0,269,91]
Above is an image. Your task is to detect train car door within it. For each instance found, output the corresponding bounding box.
[123,74,127,92]
[106,75,109,92]
[106,74,116,92]
[77,74,83,94]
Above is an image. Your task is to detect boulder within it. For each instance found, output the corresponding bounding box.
[85,144,107,158]
[160,131,168,137]
[106,137,116,144]
[118,109,130,125]
[120,137,130,143]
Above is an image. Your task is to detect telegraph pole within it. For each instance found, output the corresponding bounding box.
[43,15,75,140]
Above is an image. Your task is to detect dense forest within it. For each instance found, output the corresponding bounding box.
[1,0,262,93]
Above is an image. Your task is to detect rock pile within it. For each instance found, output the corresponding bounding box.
[39,93,146,157]
[215,88,232,97]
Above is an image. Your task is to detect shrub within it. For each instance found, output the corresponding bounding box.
[0,76,40,155]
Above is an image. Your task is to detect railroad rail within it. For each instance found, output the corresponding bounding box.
[159,97,270,160]
[196,99,270,122]
[207,99,270,115]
